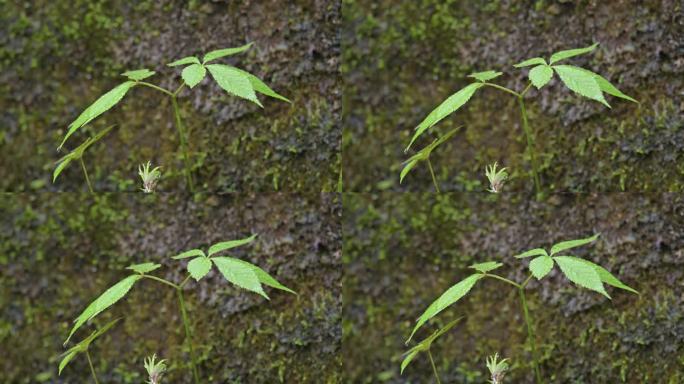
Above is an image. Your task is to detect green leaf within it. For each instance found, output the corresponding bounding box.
[172,249,206,259]
[212,257,268,299]
[206,64,261,107]
[230,258,296,294]
[528,65,553,89]
[65,275,141,345]
[550,233,600,256]
[60,81,136,149]
[187,257,213,281]
[401,317,462,374]
[121,68,155,81]
[207,234,257,256]
[203,42,253,63]
[53,125,115,183]
[59,318,121,375]
[514,248,548,259]
[513,57,547,68]
[53,156,73,182]
[469,261,503,273]
[554,256,609,298]
[407,274,482,343]
[400,126,461,183]
[181,64,206,88]
[577,259,638,294]
[553,65,609,107]
[126,262,161,274]
[400,349,420,374]
[468,70,502,82]
[406,83,482,150]
[233,68,291,103]
[58,349,79,375]
[549,42,598,64]
[577,68,637,103]
[529,256,554,280]
[399,158,419,184]
[167,56,201,67]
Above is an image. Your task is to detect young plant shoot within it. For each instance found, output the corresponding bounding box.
[58,318,121,384]
[55,43,290,192]
[402,43,637,194]
[485,162,508,193]
[405,233,637,384]
[139,161,162,193]
[486,353,509,384]
[144,354,167,384]
[60,234,295,384]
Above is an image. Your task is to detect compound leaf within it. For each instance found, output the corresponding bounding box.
[121,68,155,81]
[233,68,291,103]
[172,249,206,260]
[231,258,296,294]
[550,233,600,256]
[549,42,598,64]
[181,64,206,88]
[187,257,213,281]
[577,259,638,294]
[529,255,554,280]
[554,256,609,298]
[406,82,482,150]
[203,42,253,63]
[553,65,609,107]
[529,65,553,89]
[126,262,161,274]
[167,56,201,67]
[407,274,482,343]
[515,248,548,259]
[468,70,502,82]
[469,261,503,273]
[207,234,257,256]
[577,68,637,103]
[212,257,268,299]
[206,64,261,107]
[514,57,547,68]
[65,275,141,345]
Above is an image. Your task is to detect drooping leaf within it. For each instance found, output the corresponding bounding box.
[401,317,462,374]
[206,64,261,106]
[400,349,420,374]
[577,68,637,103]
[553,65,609,107]
[400,126,461,183]
[577,259,638,294]
[514,248,548,259]
[207,234,258,256]
[399,158,419,184]
[121,68,155,81]
[172,249,206,260]
[212,257,268,299]
[554,256,609,298]
[233,68,291,103]
[59,318,121,374]
[406,83,482,150]
[550,233,600,256]
[53,156,73,182]
[65,275,141,345]
[469,261,503,273]
[181,64,206,88]
[53,125,115,183]
[528,65,553,89]
[202,42,254,63]
[60,81,136,149]
[126,262,161,274]
[529,255,554,280]
[549,42,599,64]
[58,349,79,375]
[187,257,213,281]
[167,56,201,67]
[514,57,547,68]
[468,70,502,82]
[407,274,482,342]
[230,258,296,294]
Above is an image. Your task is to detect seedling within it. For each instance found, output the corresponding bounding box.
[58,318,120,384]
[485,162,508,193]
[55,43,290,192]
[59,234,295,384]
[403,43,637,194]
[400,317,462,384]
[139,161,162,193]
[144,354,167,384]
[486,353,509,384]
[405,234,637,383]
[53,125,115,193]
[400,126,462,192]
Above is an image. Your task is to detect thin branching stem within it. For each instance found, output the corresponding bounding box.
[485,273,521,289]
[427,349,442,384]
[177,288,200,384]
[138,81,174,97]
[143,274,180,290]
[179,274,191,289]
[519,286,542,384]
[173,83,186,97]
[171,96,195,193]
[80,158,94,194]
[483,82,520,98]
[520,82,533,97]
[86,349,100,384]
[427,157,440,193]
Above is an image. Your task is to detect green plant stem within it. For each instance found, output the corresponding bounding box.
[427,349,442,384]
[138,81,174,97]
[85,349,100,384]
[177,288,200,384]
[483,82,520,97]
[143,275,180,290]
[427,157,440,193]
[171,96,195,193]
[519,287,542,384]
[518,96,541,196]
[485,273,521,289]
[80,158,94,194]
[179,274,192,288]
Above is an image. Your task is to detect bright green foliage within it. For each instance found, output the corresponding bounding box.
[234,68,292,103]
[127,262,161,274]
[553,65,610,107]
[231,258,296,295]
[181,64,206,88]
[407,274,482,342]
[528,65,553,89]
[513,57,547,68]
[172,249,206,260]
[213,257,268,299]
[550,233,600,255]
[207,234,258,256]
[202,42,254,64]
[53,125,114,182]
[577,68,638,103]
[59,318,121,375]
[122,68,156,81]
[167,56,201,67]
[578,259,638,294]
[400,127,461,183]
[554,256,610,298]
[206,64,262,107]
[470,261,503,273]
[468,70,502,82]
[515,248,548,259]
[187,256,213,281]
[549,42,599,64]
[65,275,142,344]
[60,81,135,149]
[529,255,554,279]
[401,317,462,374]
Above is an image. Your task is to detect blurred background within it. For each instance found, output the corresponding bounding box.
[343,193,684,383]
[0,0,340,192]
[343,0,683,192]
[0,193,341,383]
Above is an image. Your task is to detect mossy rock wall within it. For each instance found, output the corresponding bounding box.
[342,1,684,192]
[343,193,684,383]
[0,0,340,192]
[0,193,341,383]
